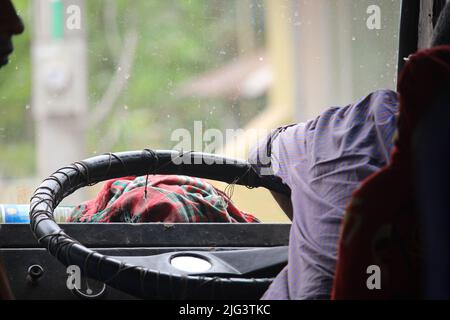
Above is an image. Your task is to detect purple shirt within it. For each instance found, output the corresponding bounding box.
[249,90,399,299]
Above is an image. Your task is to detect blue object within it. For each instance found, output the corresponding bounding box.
[1,204,30,223]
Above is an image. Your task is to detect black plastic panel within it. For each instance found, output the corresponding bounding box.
[0,223,291,248]
[0,223,291,299]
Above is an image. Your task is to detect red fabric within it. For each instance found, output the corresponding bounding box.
[332,46,450,299]
[67,175,259,223]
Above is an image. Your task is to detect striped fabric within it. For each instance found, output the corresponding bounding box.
[67,175,259,223]
[249,89,399,299]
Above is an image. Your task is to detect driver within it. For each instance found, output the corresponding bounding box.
[249,89,399,299]
[0,0,24,300]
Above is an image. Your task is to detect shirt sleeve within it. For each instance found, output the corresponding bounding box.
[248,123,300,187]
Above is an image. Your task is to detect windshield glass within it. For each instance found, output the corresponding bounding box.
[0,0,401,222]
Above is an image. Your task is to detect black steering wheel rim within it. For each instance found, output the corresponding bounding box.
[29,149,290,299]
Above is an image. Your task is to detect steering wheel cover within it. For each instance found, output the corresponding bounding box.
[29,150,288,299]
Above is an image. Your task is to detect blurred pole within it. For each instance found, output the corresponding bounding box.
[265,0,295,119]
[234,0,257,128]
[236,0,256,55]
[290,0,334,120]
[32,0,87,204]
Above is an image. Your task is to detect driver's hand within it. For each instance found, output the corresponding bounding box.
[0,0,24,68]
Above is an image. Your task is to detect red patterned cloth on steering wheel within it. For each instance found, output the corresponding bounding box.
[67,175,259,223]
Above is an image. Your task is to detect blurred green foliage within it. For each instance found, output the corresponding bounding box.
[0,0,400,181]
[0,0,33,178]
[0,0,265,178]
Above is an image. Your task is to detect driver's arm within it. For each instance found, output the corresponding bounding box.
[270,191,293,221]
[248,124,296,221]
